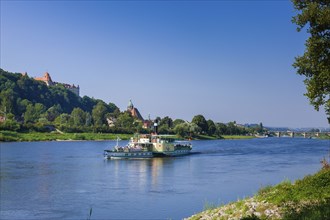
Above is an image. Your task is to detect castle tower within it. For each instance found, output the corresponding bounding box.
[34,72,54,86]
[34,72,79,96]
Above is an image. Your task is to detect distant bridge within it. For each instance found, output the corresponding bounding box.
[273,131,329,138]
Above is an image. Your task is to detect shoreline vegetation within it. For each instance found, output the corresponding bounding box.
[0,131,256,142]
[1,131,328,142]
[186,166,330,220]
[1,69,293,144]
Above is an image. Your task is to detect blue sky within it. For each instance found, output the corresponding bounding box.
[1,0,328,128]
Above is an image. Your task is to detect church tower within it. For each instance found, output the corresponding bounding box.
[127,100,144,121]
[127,100,134,111]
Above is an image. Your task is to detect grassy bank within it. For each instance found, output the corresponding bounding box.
[0,130,257,142]
[222,135,256,140]
[195,134,255,140]
[0,130,132,142]
[318,134,330,140]
[187,167,330,220]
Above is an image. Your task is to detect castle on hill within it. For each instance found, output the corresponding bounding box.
[33,72,80,96]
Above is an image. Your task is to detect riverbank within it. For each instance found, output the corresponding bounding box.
[0,130,132,142]
[186,167,330,220]
[0,131,256,142]
[195,134,255,140]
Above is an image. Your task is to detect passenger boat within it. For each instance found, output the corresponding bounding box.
[104,134,192,159]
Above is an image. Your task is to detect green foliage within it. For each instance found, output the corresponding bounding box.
[158,116,174,134]
[240,214,261,220]
[0,69,265,138]
[215,122,251,137]
[192,114,208,134]
[92,102,108,126]
[173,119,185,127]
[283,198,330,220]
[257,169,330,206]
[71,107,86,126]
[188,169,330,220]
[174,122,200,138]
[44,104,62,122]
[116,112,134,128]
[207,119,216,135]
[0,119,20,131]
[24,103,46,123]
[0,69,118,129]
[292,0,330,123]
[221,135,254,140]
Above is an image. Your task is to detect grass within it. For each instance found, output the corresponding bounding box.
[188,167,330,220]
[195,134,219,140]
[255,168,330,219]
[0,130,132,142]
[256,169,330,205]
[317,134,330,139]
[195,134,255,140]
[203,200,219,211]
[222,135,255,140]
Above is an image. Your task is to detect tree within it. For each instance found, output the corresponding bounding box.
[45,104,62,122]
[292,0,330,123]
[215,123,227,137]
[207,119,216,136]
[192,114,208,134]
[258,122,264,133]
[92,102,108,126]
[55,113,71,126]
[158,116,173,133]
[24,103,46,123]
[174,123,189,138]
[173,119,185,127]
[159,116,173,128]
[108,102,120,114]
[81,96,97,113]
[154,116,162,124]
[71,107,86,126]
[116,112,134,128]
[0,89,15,114]
[174,122,200,138]
[0,117,20,131]
[227,121,239,135]
[85,112,92,126]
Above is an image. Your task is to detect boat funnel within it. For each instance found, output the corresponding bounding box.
[154,122,158,134]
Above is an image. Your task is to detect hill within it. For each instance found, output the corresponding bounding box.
[0,69,123,133]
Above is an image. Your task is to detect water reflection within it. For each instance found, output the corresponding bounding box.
[106,158,173,192]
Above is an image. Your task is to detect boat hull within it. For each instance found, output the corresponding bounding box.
[104,151,154,159]
[154,149,192,157]
[104,149,191,159]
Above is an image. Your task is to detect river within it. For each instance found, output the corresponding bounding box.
[0,138,329,219]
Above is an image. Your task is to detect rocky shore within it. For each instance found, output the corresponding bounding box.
[186,197,282,220]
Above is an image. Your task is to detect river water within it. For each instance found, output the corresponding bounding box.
[0,138,329,219]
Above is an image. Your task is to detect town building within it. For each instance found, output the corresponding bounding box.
[127,100,152,129]
[34,72,80,96]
